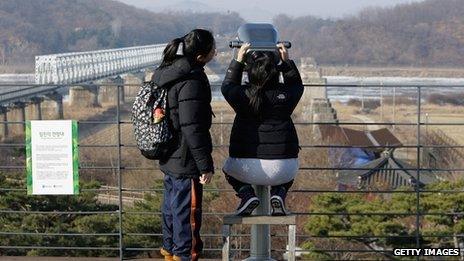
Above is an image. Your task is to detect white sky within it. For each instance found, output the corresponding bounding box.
[117,0,424,21]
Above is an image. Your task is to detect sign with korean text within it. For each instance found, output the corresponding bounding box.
[26,120,79,195]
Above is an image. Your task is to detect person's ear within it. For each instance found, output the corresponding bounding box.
[196,54,205,63]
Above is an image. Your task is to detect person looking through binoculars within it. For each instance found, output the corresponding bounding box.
[222,43,304,216]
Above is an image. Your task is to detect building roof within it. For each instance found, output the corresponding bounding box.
[317,125,402,151]
[337,151,442,190]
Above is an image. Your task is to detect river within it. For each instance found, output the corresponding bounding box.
[2,73,463,103]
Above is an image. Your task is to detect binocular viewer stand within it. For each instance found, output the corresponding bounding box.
[222,186,297,261]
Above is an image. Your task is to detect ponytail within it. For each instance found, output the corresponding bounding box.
[160,29,215,68]
[160,37,183,68]
[246,52,279,117]
[247,85,266,116]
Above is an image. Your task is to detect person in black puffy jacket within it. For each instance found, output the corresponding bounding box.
[151,29,216,261]
[222,43,304,216]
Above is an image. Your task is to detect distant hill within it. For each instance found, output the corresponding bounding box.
[275,0,464,66]
[117,0,275,22]
[4,0,464,72]
[0,0,244,71]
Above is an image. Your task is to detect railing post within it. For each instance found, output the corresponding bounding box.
[415,86,422,261]
[380,82,384,122]
[220,111,224,145]
[360,80,365,111]
[392,86,396,131]
[117,83,124,260]
[222,224,231,261]
[288,225,296,261]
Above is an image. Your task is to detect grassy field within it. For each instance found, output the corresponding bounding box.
[332,102,464,143]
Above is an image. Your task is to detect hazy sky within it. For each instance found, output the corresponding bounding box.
[117,0,424,21]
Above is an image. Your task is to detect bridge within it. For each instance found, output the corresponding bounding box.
[35,44,166,85]
[0,44,167,140]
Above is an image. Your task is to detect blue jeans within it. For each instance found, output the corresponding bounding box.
[162,175,203,261]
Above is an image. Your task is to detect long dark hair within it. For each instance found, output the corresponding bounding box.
[160,29,215,68]
[246,51,279,117]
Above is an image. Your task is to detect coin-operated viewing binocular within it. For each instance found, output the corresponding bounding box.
[229,23,291,51]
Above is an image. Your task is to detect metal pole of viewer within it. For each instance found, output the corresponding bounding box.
[245,185,275,261]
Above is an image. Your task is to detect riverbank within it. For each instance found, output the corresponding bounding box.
[322,65,464,78]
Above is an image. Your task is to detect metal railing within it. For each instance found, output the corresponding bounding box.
[0,82,463,260]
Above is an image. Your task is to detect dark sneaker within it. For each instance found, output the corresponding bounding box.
[270,186,289,216]
[235,186,260,216]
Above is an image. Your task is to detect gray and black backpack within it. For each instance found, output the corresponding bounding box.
[131,80,172,160]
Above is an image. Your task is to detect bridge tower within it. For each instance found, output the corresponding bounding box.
[297,57,338,131]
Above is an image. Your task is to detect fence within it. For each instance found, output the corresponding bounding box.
[0,82,463,260]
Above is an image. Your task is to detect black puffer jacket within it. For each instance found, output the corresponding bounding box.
[221,59,304,159]
[152,57,214,178]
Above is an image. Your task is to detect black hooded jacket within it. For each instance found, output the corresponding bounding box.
[152,57,214,178]
[221,59,304,159]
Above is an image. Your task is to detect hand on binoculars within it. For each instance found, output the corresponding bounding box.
[236,42,251,63]
[277,43,289,61]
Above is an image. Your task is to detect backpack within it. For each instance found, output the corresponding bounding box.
[131,80,172,160]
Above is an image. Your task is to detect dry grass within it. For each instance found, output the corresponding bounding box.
[368,103,464,143]
[331,101,464,165]
[63,102,110,120]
